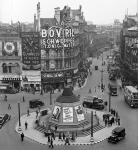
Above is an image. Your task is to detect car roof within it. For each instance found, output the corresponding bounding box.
[112,127,125,133]
[30,99,40,102]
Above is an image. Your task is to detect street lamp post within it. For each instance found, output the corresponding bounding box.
[90,111,94,143]
[18,103,22,131]
[50,87,52,105]
[109,91,111,112]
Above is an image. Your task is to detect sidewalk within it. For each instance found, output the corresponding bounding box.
[15,109,118,145]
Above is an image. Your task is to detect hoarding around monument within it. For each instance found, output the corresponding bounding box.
[21,32,40,70]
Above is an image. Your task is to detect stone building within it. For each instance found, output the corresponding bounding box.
[0,25,22,91]
[120,15,138,84]
[34,4,90,92]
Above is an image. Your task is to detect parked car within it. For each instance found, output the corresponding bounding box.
[83,96,104,110]
[108,127,126,144]
[0,114,11,129]
[29,99,44,108]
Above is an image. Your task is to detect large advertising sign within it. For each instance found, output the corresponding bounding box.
[41,26,74,49]
[52,106,61,121]
[125,37,138,63]
[63,107,73,123]
[75,105,84,122]
[21,32,40,70]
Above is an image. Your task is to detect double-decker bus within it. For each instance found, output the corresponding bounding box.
[124,86,138,108]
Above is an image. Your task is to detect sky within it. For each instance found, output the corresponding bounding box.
[0,0,137,25]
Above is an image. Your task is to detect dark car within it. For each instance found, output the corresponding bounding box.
[95,66,98,70]
[109,85,118,96]
[0,114,11,129]
[83,96,104,110]
[108,127,126,144]
[29,99,44,108]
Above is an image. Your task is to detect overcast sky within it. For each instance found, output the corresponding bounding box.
[0,0,137,24]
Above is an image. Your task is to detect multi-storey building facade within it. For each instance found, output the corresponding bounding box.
[0,26,22,91]
[34,4,89,92]
[120,15,138,84]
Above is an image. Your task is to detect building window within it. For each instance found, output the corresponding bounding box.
[2,63,7,73]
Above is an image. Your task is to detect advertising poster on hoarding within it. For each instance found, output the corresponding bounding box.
[63,107,73,123]
[21,32,40,70]
[75,105,84,122]
[52,106,61,121]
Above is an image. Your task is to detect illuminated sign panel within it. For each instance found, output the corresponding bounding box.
[41,26,74,49]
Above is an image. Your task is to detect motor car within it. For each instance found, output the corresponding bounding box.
[108,127,126,144]
[83,96,104,110]
[29,99,45,108]
[0,114,11,129]
[95,66,98,70]
[109,85,118,96]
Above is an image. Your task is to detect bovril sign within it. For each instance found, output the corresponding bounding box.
[41,26,74,49]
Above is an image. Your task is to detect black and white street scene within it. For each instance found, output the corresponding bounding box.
[0,0,138,150]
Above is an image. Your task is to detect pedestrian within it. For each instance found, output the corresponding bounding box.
[115,117,118,125]
[88,88,91,93]
[51,132,55,140]
[4,95,7,101]
[27,109,30,116]
[8,104,11,109]
[115,111,118,118]
[36,110,39,118]
[58,132,62,141]
[50,138,54,148]
[23,96,25,102]
[55,125,57,132]
[25,121,28,130]
[118,117,120,126]
[48,135,51,147]
[63,132,65,141]
[65,137,70,145]
[21,132,24,142]
[105,119,107,126]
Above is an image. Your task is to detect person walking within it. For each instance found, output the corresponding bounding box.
[58,132,62,141]
[65,137,70,145]
[63,132,65,141]
[27,109,30,116]
[50,138,54,148]
[8,104,11,109]
[118,117,120,126]
[48,135,51,148]
[21,132,24,142]
[4,95,7,101]
[36,110,39,118]
[25,121,28,130]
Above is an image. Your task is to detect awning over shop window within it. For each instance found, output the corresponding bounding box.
[2,78,21,81]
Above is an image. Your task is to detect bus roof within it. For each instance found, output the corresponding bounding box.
[125,86,138,93]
